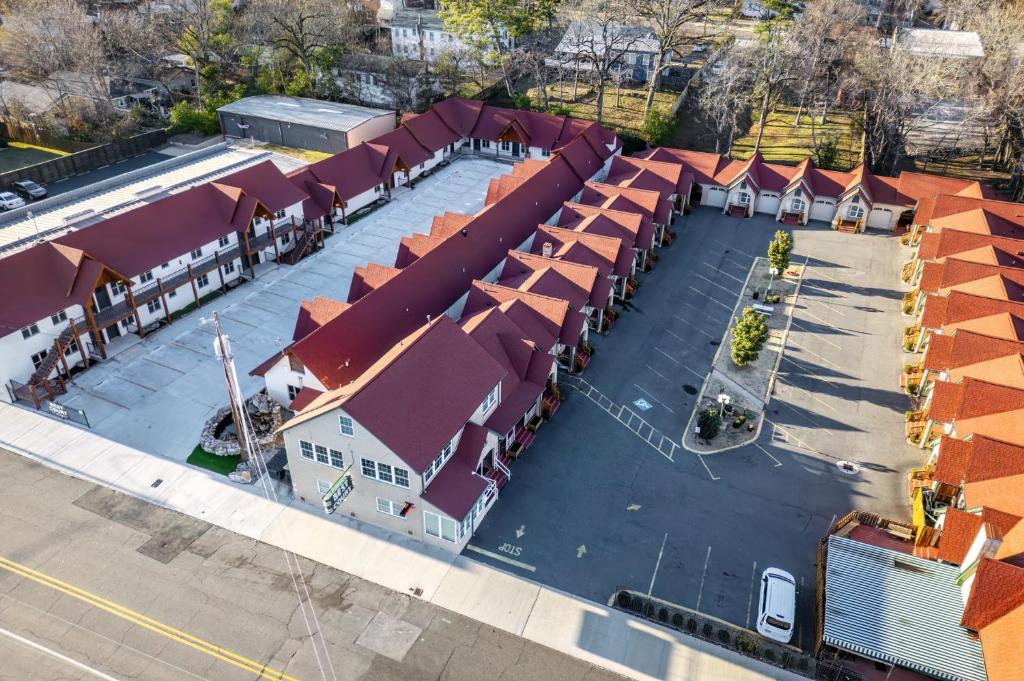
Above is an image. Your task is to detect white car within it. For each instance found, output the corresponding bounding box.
[692,43,708,53]
[0,191,26,210]
[756,567,796,643]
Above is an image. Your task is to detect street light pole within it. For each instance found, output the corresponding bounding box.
[212,312,248,463]
[766,267,779,299]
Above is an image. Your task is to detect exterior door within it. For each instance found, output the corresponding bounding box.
[94,286,112,311]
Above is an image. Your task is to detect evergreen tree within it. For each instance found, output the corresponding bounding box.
[731,307,769,366]
[768,229,794,274]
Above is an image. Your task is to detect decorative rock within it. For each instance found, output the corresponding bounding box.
[199,391,283,457]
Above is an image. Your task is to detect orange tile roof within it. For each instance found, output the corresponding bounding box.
[918,258,1024,296]
[916,229,1024,264]
[429,211,473,239]
[937,507,986,564]
[394,233,445,268]
[932,436,975,486]
[920,291,1024,335]
[948,354,1024,389]
[915,194,1024,231]
[292,296,350,342]
[961,557,1024,631]
[348,263,401,303]
[928,377,1024,422]
[978,593,1024,681]
[994,519,1024,566]
[966,475,1024,519]
[922,330,1024,372]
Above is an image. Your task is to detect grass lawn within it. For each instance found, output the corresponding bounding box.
[260,144,332,163]
[525,83,677,139]
[730,105,861,170]
[0,142,68,172]
[187,444,241,476]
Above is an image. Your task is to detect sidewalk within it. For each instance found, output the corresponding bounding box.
[0,402,803,681]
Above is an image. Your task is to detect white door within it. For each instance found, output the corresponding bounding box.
[755,192,781,215]
[867,207,894,230]
[809,199,835,223]
[703,185,727,208]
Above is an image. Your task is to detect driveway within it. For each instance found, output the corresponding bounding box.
[58,158,510,460]
[466,209,918,651]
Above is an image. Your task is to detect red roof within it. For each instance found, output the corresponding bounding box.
[531,224,632,278]
[429,212,473,239]
[961,557,1024,630]
[293,296,349,341]
[348,264,401,303]
[558,202,655,251]
[607,155,687,195]
[920,291,1024,333]
[421,422,489,520]
[915,194,1024,230]
[431,97,484,137]
[500,250,611,310]
[394,233,445,268]
[929,377,1024,422]
[216,160,308,213]
[581,181,671,226]
[923,330,1024,372]
[463,280,583,348]
[932,436,976,487]
[0,243,125,333]
[288,386,323,411]
[287,167,342,221]
[937,507,986,564]
[403,108,461,151]
[305,142,400,204]
[917,229,1024,265]
[372,125,434,168]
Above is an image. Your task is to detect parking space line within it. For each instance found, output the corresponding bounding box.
[746,561,759,628]
[786,337,845,371]
[696,454,719,481]
[804,265,838,282]
[695,546,712,611]
[671,317,715,340]
[646,364,670,381]
[799,307,842,329]
[465,545,537,572]
[764,419,827,458]
[804,296,846,317]
[687,286,732,312]
[633,384,677,415]
[789,320,842,350]
[694,273,740,299]
[701,260,747,285]
[713,240,755,259]
[754,443,784,467]
[654,347,679,364]
[779,355,843,394]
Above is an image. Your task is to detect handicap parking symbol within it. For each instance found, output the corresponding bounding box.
[633,398,653,411]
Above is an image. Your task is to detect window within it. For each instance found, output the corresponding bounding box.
[377,463,393,484]
[223,261,236,276]
[424,511,457,542]
[287,384,301,401]
[376,498,404,517]
[280,233,291,245]
[394,468,409,488]
[460,513,473,539]
[168,289,177,298]
[218,235,230,247]
[317,479,331,495]
[541,148,551,157]
[314,444,329,465]
[146,298,162,314]
[276,209,286,219]
[851,195,860,204]
[792,198,806,212]
[21,324,40,339]
[500,140,511,151]
[191,247,203,259]
[138,271,153,284]
[196,273,209,288]
[794,188,802,198]
[329,449,343,468]
[300,440,314,460]
[848,204,865,220]
[110,280,126,296]
[50,310,68,325]
[339,415,354,437]
[161,262,170,269]
[737,192,751,205]
[30,349,48,370]
[361,458,376,478]
[480,384,499,414]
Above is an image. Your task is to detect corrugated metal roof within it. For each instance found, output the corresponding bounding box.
[0,145,303,256]
[823,535,986,681]
[217,95,393,132]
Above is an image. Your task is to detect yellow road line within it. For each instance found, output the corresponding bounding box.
[0,556,298,681]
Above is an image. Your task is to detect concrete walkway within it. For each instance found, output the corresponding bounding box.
[0,402,804,681]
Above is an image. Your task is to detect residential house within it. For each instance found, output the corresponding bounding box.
[918,377,1024,449]
[333,53,439,110]
[557,202,658,271]
[546,21,664,84]
[579,181,671,245]
[387,3,510,63]
[528,225,635,301]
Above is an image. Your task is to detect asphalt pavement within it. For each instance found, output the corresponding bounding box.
[467,209,918,651]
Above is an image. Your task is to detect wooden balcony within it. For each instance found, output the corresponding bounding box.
[832,217,864,233]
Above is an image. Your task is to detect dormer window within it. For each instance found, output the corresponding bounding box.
[851,195,860,204]
[480,384,500,414]
[740,180,747,190]
[794,188,801,198]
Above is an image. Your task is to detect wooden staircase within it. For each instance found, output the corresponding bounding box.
[781,212,801,226]
[728,204,748,218]
[283,224,317,265]
[486,452,512,490]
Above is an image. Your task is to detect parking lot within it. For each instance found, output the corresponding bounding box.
[467,209,918,650]
[58,158,509,460]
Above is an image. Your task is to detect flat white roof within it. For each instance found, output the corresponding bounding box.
[898,29,984,59]
[0,143,304,256]
[217,95,394,133]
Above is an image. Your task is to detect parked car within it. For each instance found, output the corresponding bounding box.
[0,191,26,211]
[756,567,796,643]
[692,42,708,53]
[11,179,46,201]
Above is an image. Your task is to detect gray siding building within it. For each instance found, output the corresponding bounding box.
[217,95,396,154]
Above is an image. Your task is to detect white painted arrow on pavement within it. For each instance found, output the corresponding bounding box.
[516,525,525,539]
[626,504,642,511]
[576,545,587,559]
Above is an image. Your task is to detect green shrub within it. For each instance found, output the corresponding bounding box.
[641,109,676,147]
[686,617,697,632]
[549,104,573,117]
[617,591,631,608]
[658,607,668,622]
[701,622,713,637]
[168,100,220,136]
[731,307,770,366]
[512,93,532,110]
[672,613,684,627]
[907,383,919,394]
[768,230,794,274]
[697,409,720,439]
[717,629,730,644]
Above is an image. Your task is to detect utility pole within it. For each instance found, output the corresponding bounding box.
[212,312,248,463]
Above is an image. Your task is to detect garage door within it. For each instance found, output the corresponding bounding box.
[867,207,894,230]
[703,185,727,208]
[809,199,835,223]
[755,192,781,215]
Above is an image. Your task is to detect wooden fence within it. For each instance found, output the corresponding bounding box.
[0,128,167,189]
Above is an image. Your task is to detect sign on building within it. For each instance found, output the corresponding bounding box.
[322,469,354,514]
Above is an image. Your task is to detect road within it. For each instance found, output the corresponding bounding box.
[42,150,173,198]
[0,448,625,681]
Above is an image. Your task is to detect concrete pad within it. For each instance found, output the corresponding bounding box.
[114,358,182,392]
[259,506,455,600]
[59,388,126,428]
[354,611,422,662]
[110,456,189,503]
[146,342,206,375]
[154,471,286,538]
[430,557,540,635]
[522,588,793,681]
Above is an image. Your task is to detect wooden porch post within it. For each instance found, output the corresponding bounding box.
[83,306,106,360]
[187,264,201,307]
[55,339,70,377]
[270,221,281,261]
[70,321,88,368]
[156,279,171,324]
[214,251,226,291]
[340,202,347,226]
[126,286,145,338]
[242,232,256,279]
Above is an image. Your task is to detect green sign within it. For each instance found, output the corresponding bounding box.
[322,468,354,514]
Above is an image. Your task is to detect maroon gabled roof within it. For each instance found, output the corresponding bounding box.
[0,243,126,333]
[403,108,461,151]
[421,422,489,520]
[581,181,671,226]
[431,97,484,137]
[558,202,654,252]
[499,250,610,310]
[463,281,582,348]
[287,167,341,221]
[55,182,271,279]
[372,125,434,168]
[394,233,445,268]
[305,142,400,203]
[348,264,401,303]
[293,296,350,341]
[216,160,308,213]
[531,224,631,278]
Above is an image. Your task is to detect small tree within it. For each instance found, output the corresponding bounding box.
[768,230,794,274]
[731,307,769,366]
[641,109,675,147]
[697,408,720,439]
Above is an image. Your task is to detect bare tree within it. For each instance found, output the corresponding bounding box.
[249,0,360,84]
[560,0,647,123]
[747,0,801,152]
[628,0,729,116]
[695,47,753,153]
